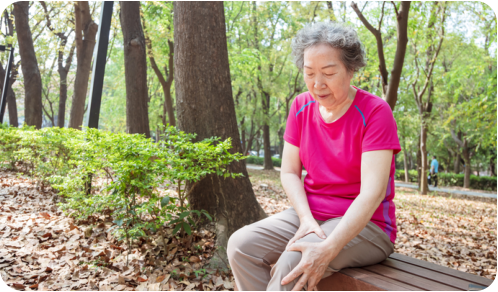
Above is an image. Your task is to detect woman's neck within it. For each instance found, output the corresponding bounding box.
[319,86,357,123]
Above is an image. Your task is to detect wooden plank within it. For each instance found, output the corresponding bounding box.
[381,258,475,290]
[363,264,462,290]
[317,271,381,291]
[389,253,494,286]
[340,268,424,290]
[341,268,426,291]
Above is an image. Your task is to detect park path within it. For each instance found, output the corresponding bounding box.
[246,164,497,199]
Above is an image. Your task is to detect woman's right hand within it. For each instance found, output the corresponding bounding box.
[286,217,327,251]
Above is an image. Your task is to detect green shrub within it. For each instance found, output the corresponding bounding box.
[246,155,282,167]
[0,125,245,251]
[395,169,496,191]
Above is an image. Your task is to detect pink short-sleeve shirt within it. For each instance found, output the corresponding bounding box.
[284,88,401,243]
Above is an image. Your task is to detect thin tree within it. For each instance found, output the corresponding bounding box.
[0,10,18,127]
[411,2,446,194]
[351,1,410,111]
[13,2,42,128]
[174,1,266,265]
[68,1,98,129]
[120,1,150,137]
[40,1,75,128]
[143,19,175,127]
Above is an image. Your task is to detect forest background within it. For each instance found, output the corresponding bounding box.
[0,0,496,192]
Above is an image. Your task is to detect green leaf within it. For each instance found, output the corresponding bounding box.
[113,218,124,226]
[161,196,170,208]
[172,223,182,235]
[183,222,191,235]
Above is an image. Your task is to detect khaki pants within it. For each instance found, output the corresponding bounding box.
[227,208,394,291]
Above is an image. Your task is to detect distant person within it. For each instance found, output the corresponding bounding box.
[228,22,400,291]
[430,155,439,187]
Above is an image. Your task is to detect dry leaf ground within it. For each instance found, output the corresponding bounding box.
[0,170,233,291]
[1,168,496,291]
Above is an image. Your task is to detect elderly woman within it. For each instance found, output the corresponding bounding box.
[227,22,400,291]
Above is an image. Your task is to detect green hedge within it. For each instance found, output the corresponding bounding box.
[395,169,497,191]
[246,155,282,167]
[0,125,244,242]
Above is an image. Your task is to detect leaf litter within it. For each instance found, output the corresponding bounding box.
[1,168,495,291]
[0,170,234,291]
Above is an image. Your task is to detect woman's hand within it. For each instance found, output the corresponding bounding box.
[285,217,326,251]
[281,241,335,291]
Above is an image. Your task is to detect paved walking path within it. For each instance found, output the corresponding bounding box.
[246,164,497,199]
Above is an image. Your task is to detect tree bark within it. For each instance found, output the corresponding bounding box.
[0,62,18,127]
[13,2,42,129]
[120,1,150,137]
[68,2,98,129]
[419,122,429,194]
[402,138,409,182]
[174,1,266,264]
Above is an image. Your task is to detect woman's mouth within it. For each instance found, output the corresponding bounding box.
[316,94,330,99]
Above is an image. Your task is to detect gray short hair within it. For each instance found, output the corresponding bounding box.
[291,22,366,73]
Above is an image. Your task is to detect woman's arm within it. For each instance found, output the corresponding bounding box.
[281,141,327,246]
[282,149,393,291]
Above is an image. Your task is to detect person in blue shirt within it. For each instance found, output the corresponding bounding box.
[430,156,439,187]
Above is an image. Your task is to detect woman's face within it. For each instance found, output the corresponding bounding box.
[303,44,354,108]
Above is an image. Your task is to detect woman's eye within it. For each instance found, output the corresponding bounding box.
[324,73,335,77]
[305,73,314,77]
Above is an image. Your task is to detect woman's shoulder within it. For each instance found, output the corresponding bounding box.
[355,88,393,115]
[292,91,314,106]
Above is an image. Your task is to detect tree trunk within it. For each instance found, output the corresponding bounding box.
[262,91,273,170]
[0,62,18,127]
[462,149,471,188]
[351,2,410,111]
[68,2,98,129]
[417,135,421,188]
[120,1,150,138]
[403,140,409,183]
[144,22,175,127]
[453,152,460,173]
[13,2,42,129]
[490,150,496,177]
[420,123,429,194]
[174,1,266,267]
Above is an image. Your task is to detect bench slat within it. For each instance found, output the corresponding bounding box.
[317,271,382,291]
[389,253,493,286]
[381,258,474,290]
[340,268,427,291]
[362,264,462,290]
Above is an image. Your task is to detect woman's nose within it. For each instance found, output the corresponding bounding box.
[314,79,326,89]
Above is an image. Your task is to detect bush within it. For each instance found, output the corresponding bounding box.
[395,169,496,191]
[0,125,245,248]
[246,155,282,167]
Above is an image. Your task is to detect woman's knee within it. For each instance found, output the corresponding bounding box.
[227,225,257,260]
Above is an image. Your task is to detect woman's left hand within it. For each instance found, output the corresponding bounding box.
[281,241,336,291]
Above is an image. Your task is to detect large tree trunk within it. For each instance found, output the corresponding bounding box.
[120,1,150,137]
[0,62,18,127]
[489,150,496,177]
[68,2,98,129]
[174,1,266,266]
[13,2,42,129]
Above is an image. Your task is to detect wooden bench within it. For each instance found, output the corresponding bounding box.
[316,253,494,291]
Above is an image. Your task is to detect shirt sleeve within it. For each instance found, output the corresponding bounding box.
[283,97,300,147]
[362,102,401,155]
